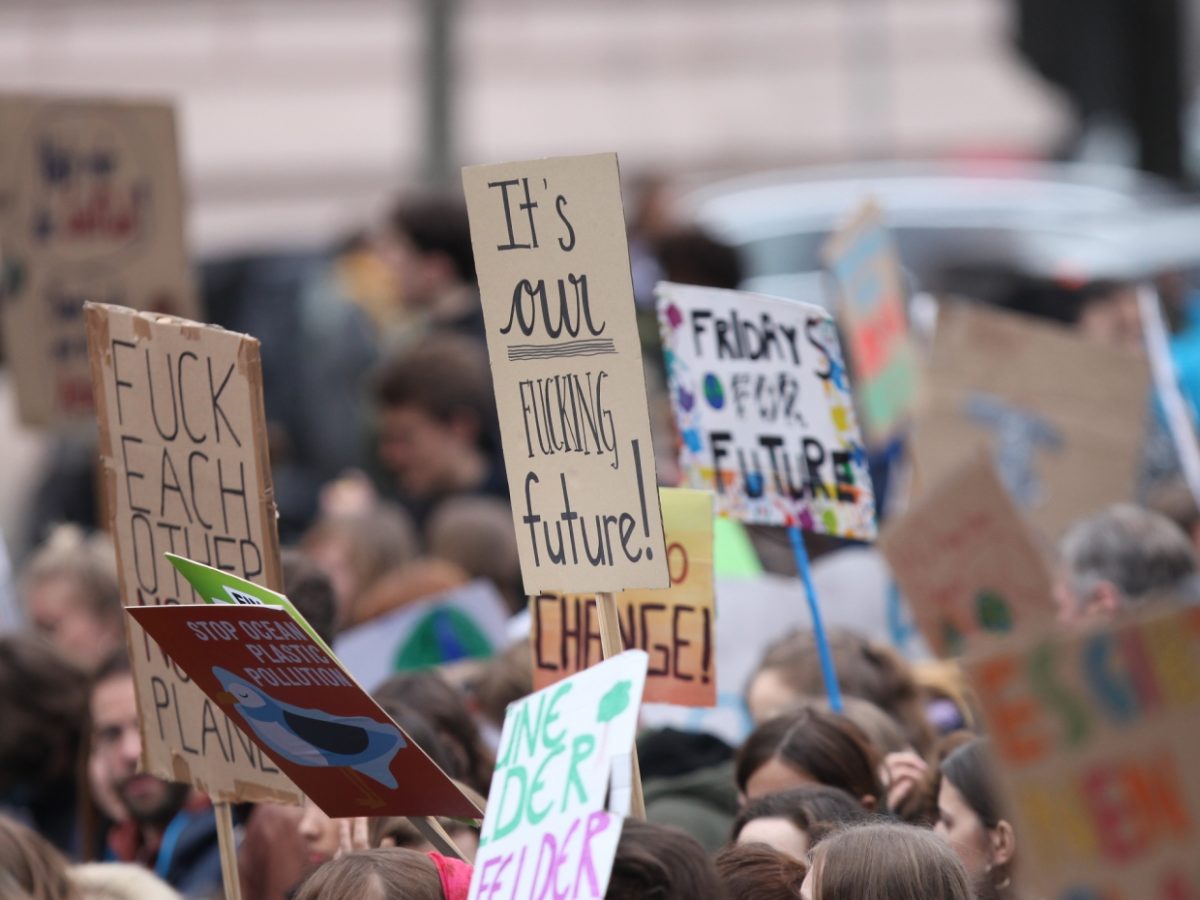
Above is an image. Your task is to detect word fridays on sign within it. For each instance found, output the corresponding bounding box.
[86,303,297,805]
[656,281,876,539]
[879,453,1056,657]
[821,200,920,445]
[530,488,716,707]
[469,650,649,900]
[965,604,1200,900]
[462,152,668,594]
[911,301,1150,538]
[0,94,198,427]
[130,604,481,818]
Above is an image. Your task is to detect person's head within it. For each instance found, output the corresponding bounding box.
[470,639,533,733]
[713,842,806,900]
[0,814,79,900]
[801,822,972,900]
[281,549,338,646]
[605,820,728,900]
[0,634,88,794]
[21,527,122,672]
[70,862,183,900]
[731,786,874,859]
[1057,503,1197,623]
[374,334,498,499]
[88,653,188,829]
[735,708,884,809]
[746,630,934,756]
[653,226,743,290]
[296,798,340,870]
[301,503,418,626]
[1071,280,1143,353]
[379,194,476,311]
[936,739,1016,899]
[293,847,445,900]
[373,671,495,794]
[425,496,522,614]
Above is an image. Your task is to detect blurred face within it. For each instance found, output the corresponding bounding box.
[378,405,474,498]
[745,757,816,802]
[738,816,810,859]
[935,778,992,881]
[746,669,798,724]
[375,230,440,310]
[27,575,121,672]
[297,798,340,867]
[90,674,184,824]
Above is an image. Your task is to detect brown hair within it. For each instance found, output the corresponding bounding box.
[735,709,884,807]
[471,639,533,729]
[713,842,805,899]
[0,814,80,900]
[808,822,972,900]
[293,848,443,900]
[605,820,728,900]
[731,785,873,846]
[425,496,522,615]
[753,629,935,756]
[388,193,476,284]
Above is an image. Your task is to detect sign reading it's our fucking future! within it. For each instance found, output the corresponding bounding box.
[463,153,668,594]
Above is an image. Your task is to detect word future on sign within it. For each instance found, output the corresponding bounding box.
[470,650,648,900]
[531,487,716,707]
[86,303,297,805]
[656,281,876,539]
[463,152,668,594]
[0,93,198,427]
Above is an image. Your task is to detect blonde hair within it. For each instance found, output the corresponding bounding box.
[21,526,119,622]
[71,863,182,900]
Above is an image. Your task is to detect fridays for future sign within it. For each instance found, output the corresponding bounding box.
[469,650,649,900]
[656,281,876,539]
[462,152,669,594]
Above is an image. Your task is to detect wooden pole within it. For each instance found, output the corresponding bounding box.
[595,591,646,821]
[411,816,471,861]
[213,802,242,900]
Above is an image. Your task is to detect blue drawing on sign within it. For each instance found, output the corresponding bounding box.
[965,393,1063,508]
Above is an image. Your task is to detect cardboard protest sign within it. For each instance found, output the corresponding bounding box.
[879,453,1056,657]
[964,604,1200,900]
[86,303,298,805]
[530,487,716,707]
[656,281,876,539]
[470,650,648,900]
[462,153,668,593]
[129,604,481,818]
[821,200,920,445]
[911,302,1150,538]
[0,94,198,427]
[334,580,512,692]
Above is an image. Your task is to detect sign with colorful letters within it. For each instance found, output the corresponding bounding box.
[530,487,716,707]
[462,152,668,594]
[966,604,1200,900]
[469,650,649,900]
[129,603,481,819]
[656,281,875,539]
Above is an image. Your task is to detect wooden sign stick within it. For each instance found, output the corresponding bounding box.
[596,591,646,820]
[213,801,243,900]
[411,816,470,861]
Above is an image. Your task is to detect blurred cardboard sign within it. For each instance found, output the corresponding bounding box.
[129,604,481,818]
[911,302,1150,538]
[462,152,668,594]
[0,94,198,428]
[531,487,716,707]
[86,303,298,805]
[334,579,512,692]
[656,281,876,539]
[822,200,920,446]
[965,603,1200,900]
[879,453,1056,657]
[470,650,648,900]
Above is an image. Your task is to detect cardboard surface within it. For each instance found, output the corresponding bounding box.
[86,303,297,804]
[0,94,198,427]
[462,152,668,593]
[965,604,1200,900]
[469,650,649,900]
[911,302,1150,539]
[879,453,1056,657]
[530,488,716,707]
[129,605,480,818]
[656,281,876,538]
[822,200,920,445]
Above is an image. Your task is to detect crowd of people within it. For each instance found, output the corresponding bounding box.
[4,185,1200,900]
